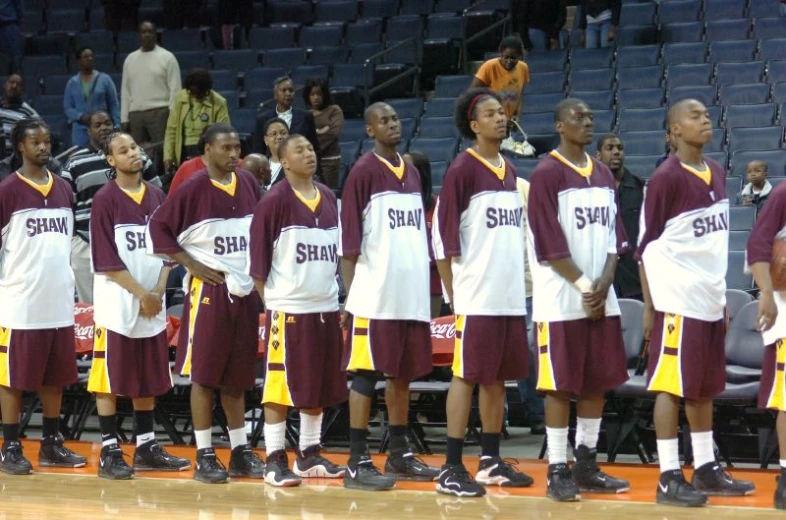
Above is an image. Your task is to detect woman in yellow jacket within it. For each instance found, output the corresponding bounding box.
[164,68,231,170]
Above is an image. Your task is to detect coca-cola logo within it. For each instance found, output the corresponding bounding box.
[74,323,94,340]
[431,322,456,339]
[74,305,94,315]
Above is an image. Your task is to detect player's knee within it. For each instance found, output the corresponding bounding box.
[350,371,379,398]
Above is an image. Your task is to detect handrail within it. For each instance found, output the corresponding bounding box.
[463,0,499,15]
[253,85,306,112]
[362,38,420,105]
[366,66,420,106]
[462,14,512,72]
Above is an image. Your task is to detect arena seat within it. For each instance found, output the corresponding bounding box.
[617,65,663,90]
[705,19,751,41]
[719,83,770,106]
[616,44,660,68]
[617,88,665,109]
[662,41,708,65]
[345,19,383,45]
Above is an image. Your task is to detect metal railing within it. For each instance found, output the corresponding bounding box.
[362,37,421,106]
[461,14,512,73]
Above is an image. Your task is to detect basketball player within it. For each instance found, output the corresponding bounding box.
[638,99,754,506]
[249,134,347,487]
[340,102,439,490]
[432,89,532,497]
[527,99,631,501]
[89,131,190,479]
[147,123,264,484]
[0,118,86,474]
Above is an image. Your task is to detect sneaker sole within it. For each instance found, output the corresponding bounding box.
[0,465,32,475]
[385,471,438,482]
[578,485,630,494]
[135,463,191,472]
[229,469,265,479]
[693,488,755,497]
[98,469,134,480]
[546,490,581,502]
[436,484,486,497]
[656,493,707,507]
[293,464,345,478]
[194,473,229,484]
[343,478,396,491]
[264,474,302,487]
[476,476,534,488]
[38,460,87,468]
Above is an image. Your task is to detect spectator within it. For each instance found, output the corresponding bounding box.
[579,0,621,49]
[739,160,772,211]
[0,74,38,158]
[64,47,121,148]
[304,77,344,190]
[62,110,161,303]
[217,0,253,49]
[163,0,203,29]
[470,36,530,130]
[163,68,230,170]
[0,0,22,69]
[121,21,181,146]
[597,133,644,300]
[241,153,270,192]
[515,0,567,52]
[261,117,289,190]
[101,0,140,33]
[167,123,243,195]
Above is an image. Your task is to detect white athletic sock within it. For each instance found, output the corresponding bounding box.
[657,438,680,473]
[546,426,568,465]
[228,427,247,450]
[780,459,786,469]
[691,430,715,469]
[299,412,323,453]
[195,428,212,451]
[575,417,602,450]
[136,431,155,447]
[264,421,287,456]
[102,436,118,448]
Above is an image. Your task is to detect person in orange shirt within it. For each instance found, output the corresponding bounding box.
[470,36,530,130]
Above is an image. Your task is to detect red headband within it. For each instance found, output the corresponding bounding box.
[467,93,491,120]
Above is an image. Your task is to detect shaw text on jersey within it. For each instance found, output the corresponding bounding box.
[575,206,610,230]
[126,231,147,251]
[214,236,248,255]
[487,207,523,228]
[296,243,338,264]
[693,212,729,237]
[388,208,423,230]
[26,216,68,236]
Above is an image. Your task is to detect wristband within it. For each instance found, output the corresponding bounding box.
[574,275,593,294]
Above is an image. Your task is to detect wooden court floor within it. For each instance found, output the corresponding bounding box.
[1,440,784,519]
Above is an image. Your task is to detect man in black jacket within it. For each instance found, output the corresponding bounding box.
[514,0,567,52]
[253,76,320,160]
[597,133,644,300]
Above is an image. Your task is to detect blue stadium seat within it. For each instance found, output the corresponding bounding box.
[248,26,297,50]
[408,137,457,163]
[592,110,615,133]
[666,63,713,88]
[729,127,783,153]
[363,0,399,19]
[570,47,614,70]
[705,151,729,168]
[245,67,287,94]
[265,0,312,25]
[618,107,667,132]
[340,119,368,142]
[703,0,746,21]
[68,52,114,75]
[387,98,424,119]
[716,62,765,86]
[350,43,384,64]
[213,50,259,71]
[616,25,659,46]
[384,39,419,64]
[527,71,566,94]
[435,0,472,13]
[346,19,383,45]
[705,19,751,41]
[668,84,717,106]
[617,45,660,68]
[731,150,786,176]
[617,88,665,109]
[768,60,786,84]
[32,94,62,116]
[760,39,786,62]
[290,65,329,87]
[21,10,42,35]
[73,31,113,57]
[719,83,770,105]
[401,0,436,15]
[707,128,726,153]
[511,159,540,181]
[301,24,343,48]
[47,9,87,33]
[771,177,786,189]
[662,42,707,65]
[399,118,417,140]
[568,68,613,91]
[263,48,305,69]
[163,28,204,52]
[209,70,238,92]
[621,131,670,155]
[427,13,465,39]
[569,90,613,110]
[431,161,448,190]
[657,0,701,24]
[434,75,471,97]
[726,251,753,289]
[520,112,556,135]
[728,207,756,231]
[339,141,360,164]
[360,138,376,154]
[617,65,663,90]
[726,178,743,205]
[387,15,425,40]
[314,0,358,23]
[41,74,70,96]
[25,33,69,56]
[22,55,66,77]
[726,103,777,128]
[624,154,662,178]
[774,83,786,103]
[310,46,349,66]
[523,50,568,72]
[620,3,656,25]
[522,92,566,114]
[661,22,704,43]
[332,64,368,88]
[418,117,457,138]
[750,1,782,19]
[708,40,757,64]
[175,51,210,71]
[117,31,143,54]
[218,90,238,109]
[425,97,455,117]
[753,17,786,40]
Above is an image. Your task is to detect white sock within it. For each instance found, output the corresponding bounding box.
[264,421,287,456]
[228,427,247,450]
[102,436,117,448]
[546,426,568,465]
[691,430,715,469]
[780,459,786,469]
[136,431,155,447]
[657,438,680,473]
[195,428,212,451]
[575,417,602,450]
[299,412,323,453]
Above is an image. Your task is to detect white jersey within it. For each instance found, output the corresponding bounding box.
[432,149,527,316]
[527,151,628,322]
[0,172,75,329]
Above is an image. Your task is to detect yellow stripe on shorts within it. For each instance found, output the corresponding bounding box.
[647,313,684,397]
[346,316,375,372]
[451,315,467,379]
[767,339,786,411]
[0,326,11,387]
[87,326,112,394]
[535,322,557,392]
[182,278,205,377]
[262,311,294,407]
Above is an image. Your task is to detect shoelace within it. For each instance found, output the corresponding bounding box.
[202,454,228,471]
[403,454,431,468]
[449,465,474,482]
[357,458,382,474]
[498,458,525,477]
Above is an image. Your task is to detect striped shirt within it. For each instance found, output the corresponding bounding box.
[0,101,39,156]
[61,144,160,241]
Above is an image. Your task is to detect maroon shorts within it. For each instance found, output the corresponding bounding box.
[759,340,786,411]
[261,310,348,409]
[0,326,77,391]
[647,311,726,400]
[88,328,172,398]
[343,316,432,382]
[535,317,628,397]
[175,279,260,391]
[452,315,528,385]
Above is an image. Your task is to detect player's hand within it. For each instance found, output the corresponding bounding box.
[186,261,225,285]
[139,292,162,318]
[341,310,353,331]
[758,290,778,332]
[583,278,611,310]
[607,25,617,42]
[643,305,655,341]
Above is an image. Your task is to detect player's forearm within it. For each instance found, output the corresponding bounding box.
[341,256,358,295]
[253,279,265,303]
[167,251,199,271]
[436,258,454,306]
[598,253,618,286]
[152,266,171,297]
[751,262,775,294]
[104,270,148,300]
[639,263,654,309]
[547,257,591,291]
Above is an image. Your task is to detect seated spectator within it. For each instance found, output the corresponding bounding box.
[516,0,567,52]
[64,47,121,148]
[163,68,230,170]
[579,0,621,48]
[0,74,38,158]
[305,77,344,189]
[262,117,289,190]
[241,153,270,193]
[168,123,242,195]
[470,36,530,130]
[739,160,772,210]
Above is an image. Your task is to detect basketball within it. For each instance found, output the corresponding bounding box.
[772,239,786,291]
